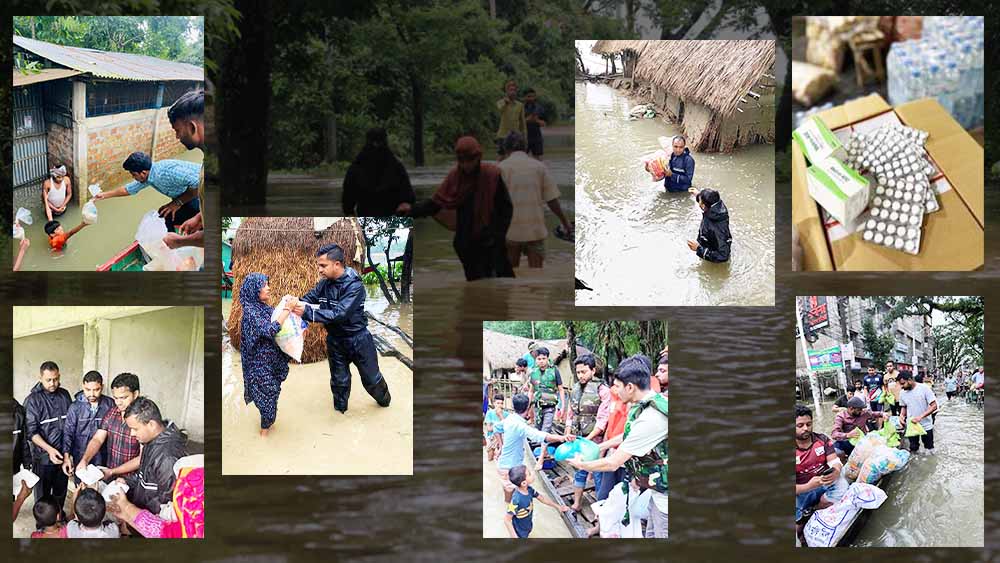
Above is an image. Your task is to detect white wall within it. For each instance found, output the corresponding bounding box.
[13,325,84,404]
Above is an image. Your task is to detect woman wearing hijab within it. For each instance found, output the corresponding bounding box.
[396,136,514,281]
[42,165,72,222]
[342,128,415,217]
[108,454,204,538]
[239,273,298,436]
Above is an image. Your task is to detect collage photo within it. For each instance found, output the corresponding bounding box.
[4,4,994,561]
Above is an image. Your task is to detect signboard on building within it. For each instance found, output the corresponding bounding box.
[808,346,843,372]
[805,296,830,331]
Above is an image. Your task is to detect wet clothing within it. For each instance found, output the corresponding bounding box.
[411,158,514,281]
[239,273,291,428]
[900,384,937,432]
[524,101,545,156]
[300,267,390,412]
[908,429,934,452]
[342,146,415,216]
[695,198,732,262]
[99,407,140,476]
[498,150,559,242]
[13,399,31,474]
[126,422,188,514]
[63,392,114,465]
[507,485,539,538]
[48,233,68,251]
[663,148,695,192]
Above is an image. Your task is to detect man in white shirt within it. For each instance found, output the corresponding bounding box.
[497,132,572,269]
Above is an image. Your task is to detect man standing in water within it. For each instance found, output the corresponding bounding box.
[864,365,886,414]
[898,371,937,454]
[686,188,732,262]
[293,244,392,413]
[523,88,546,160]
[663,135,695,193]
[495,79,527,159]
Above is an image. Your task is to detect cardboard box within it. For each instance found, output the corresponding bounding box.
[792,94,983,271]
[806,157,870,225]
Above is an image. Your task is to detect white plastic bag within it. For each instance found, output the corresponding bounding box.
[12,465,40,496]
[594,481,644,538]
[272,296,307,362]
[75,464,105,486]
[98,480,129,503]
[803,482,887,547]
[13,207,32,239]
[82,184,101,224]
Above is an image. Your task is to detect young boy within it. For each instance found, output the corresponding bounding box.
[44,220,88,251]
[504,464,569,538]
[686,188,731,262]
[66,488,119,538]
[30,495,67,538]
[484,394,507,461]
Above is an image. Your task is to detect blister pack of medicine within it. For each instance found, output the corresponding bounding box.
[842,124,934,254]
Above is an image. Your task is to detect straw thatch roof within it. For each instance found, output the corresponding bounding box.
[592,40,775,118]
[483,329,592,371]
[227,217,366,364]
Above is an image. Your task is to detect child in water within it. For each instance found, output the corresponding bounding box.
[44,220,88,251]
[504,464,570,538]
[687,188,731,262]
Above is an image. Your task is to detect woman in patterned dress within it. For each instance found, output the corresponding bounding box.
[239,273,297,436]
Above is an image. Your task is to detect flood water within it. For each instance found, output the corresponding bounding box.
[14,149,204,271]
[574,82,774,306]
[812,388,984,547]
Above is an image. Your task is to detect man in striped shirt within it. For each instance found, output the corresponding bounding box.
[74,373,142,481]
[93,152,201,232]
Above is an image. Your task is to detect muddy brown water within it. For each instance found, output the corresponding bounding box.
[575,82,774,306]
[13,149,204,271]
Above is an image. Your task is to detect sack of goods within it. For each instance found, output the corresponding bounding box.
[844,432,887,482]
[803,482,887,547]
[271,295,307,362]
[82,185,101,224]
[134,211,205,271]
[856,445,910,484]
[592,481,651,538]
[643,150,669,181]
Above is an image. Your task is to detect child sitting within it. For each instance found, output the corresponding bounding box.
[484,394,507,462]
[30,495,67,538]
[66,487,120,538]
[504,464,569,538]
[44,220,88,251]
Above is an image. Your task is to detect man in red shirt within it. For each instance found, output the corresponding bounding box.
[796,405,846,523]
[831,396,890,458]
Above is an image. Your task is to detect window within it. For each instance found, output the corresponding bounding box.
[162,81,202,108]
[86,81,159,117]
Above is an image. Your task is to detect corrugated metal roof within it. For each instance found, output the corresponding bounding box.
[13,67,82,87]
[14,35,203,82]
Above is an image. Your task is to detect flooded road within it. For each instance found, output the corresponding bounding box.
[14,149,204,271]
[812,389,984,547]
[574,82,774,306]
[221,286,413,475]
[482,451,571,538]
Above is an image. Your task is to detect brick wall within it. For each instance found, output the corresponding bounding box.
[46,122,75,201]
[86,116,155,191]
[153,111,189,160]
[86,110,190,191]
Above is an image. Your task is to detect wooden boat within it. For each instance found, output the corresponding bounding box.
[524,438,588,538]
[96,241,149,271]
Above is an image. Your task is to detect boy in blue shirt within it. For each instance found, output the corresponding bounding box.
[505,464,569,538]
[484,394,507,461]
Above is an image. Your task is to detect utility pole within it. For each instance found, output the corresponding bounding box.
[796,297,821,413]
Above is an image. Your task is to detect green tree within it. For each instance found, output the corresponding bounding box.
[932,322,969,377]
[861,317,895,369]
[877,296,984,363]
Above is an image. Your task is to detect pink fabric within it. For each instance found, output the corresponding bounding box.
[131,466,205,538]
[594,385,613,430]
[133,509,167,538]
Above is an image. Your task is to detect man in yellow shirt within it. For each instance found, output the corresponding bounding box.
[495,79,527,159]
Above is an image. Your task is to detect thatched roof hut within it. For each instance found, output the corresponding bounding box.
[593,40,776,152]
[227,217,366,364]
[483,329,594,385]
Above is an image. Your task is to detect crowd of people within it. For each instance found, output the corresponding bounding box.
[797,362,985,532]
[12,362,204,538]
[338,79,571,282]
[484,342,668,538]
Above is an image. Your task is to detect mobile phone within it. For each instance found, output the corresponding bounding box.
[819,466,835,476]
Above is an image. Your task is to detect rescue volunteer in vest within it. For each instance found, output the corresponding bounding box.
[564,353,608,512]
[567,355,668,538]
[524,347,566,433]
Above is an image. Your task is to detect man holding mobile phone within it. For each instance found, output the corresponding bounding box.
[796,405,846,525]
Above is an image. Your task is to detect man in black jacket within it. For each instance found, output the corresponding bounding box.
[686,188,732,263]
[13,398,34,519]
[24,361,73,508]
[122,397,188,514]
[293,243,392,413]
